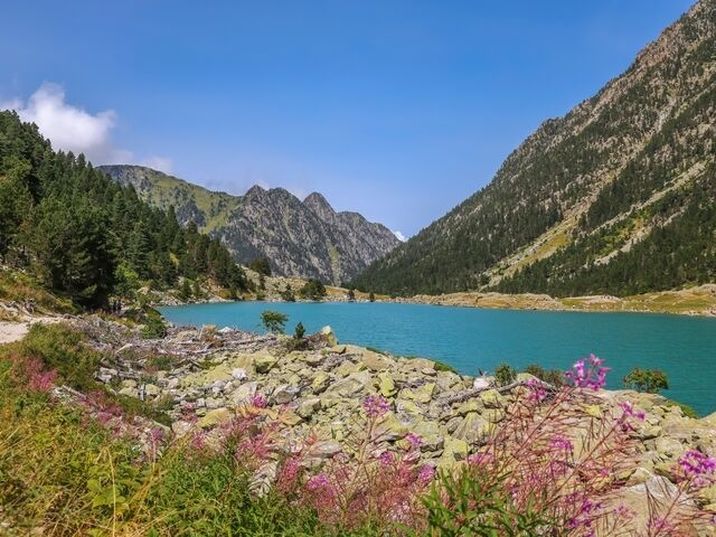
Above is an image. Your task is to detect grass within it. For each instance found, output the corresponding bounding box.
[0,323,172,426]
[0,269,74,314]
[0,340,386,536]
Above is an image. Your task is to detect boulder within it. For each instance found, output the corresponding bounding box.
[255,354,278,374]
[199,407,232,428]
[229,381,258,405]
[377,372,396,397]
[479,389,505,409]
[320,326,338,346]
[311,372,331,393]
[297,397,321,418]
[453,412,491,443]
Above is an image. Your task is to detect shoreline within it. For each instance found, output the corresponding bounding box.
[157,285,716,319]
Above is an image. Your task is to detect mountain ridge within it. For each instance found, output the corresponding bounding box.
[99,164,400,284]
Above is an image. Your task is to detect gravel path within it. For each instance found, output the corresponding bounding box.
[0,321,29,344]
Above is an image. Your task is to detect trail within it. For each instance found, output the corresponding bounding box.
[0,321,29,344]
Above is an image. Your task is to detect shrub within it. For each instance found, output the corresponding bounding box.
[142,315,168,339]
[494,362,516,386]
[248,257,272,276]
[368,292,375,302]
[261,310,288,334]
[433,359,458,374]
[299,279,327,301]
[14,323,101,392]
[294,322,305,340]
[347,288,356,301]
[281,284,296,302]
[623,368,669,393]
[524,363,565,387]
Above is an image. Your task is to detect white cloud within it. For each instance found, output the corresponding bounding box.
[1,82,171,170]
[141,155,174,174]
[393,230,407,242]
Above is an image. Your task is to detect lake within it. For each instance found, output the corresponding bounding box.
[159,301,716,416]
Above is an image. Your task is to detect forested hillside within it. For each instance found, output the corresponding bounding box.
[351,0,715,297]
[0,111,247,308]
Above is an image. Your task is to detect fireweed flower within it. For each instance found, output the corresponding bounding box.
[363,395,391,418]
[405,433,423,450]
[565,354,610,390]
[618,401,646,421]
[678,449,716,488]
[306,473,331,491]
[417,464,435,484]
[525,377,547,403]
[549,434,574,454]
[378,451,395,466]
[250,392,268,408]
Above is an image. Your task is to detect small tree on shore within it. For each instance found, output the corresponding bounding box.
[623,368,669,393]
[261,310,288,334]
[368,292,375,302]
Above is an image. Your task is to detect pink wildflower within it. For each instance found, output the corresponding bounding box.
[306,473,331,491]
[250,393,268,408]
[149,427,165,448]
[417,464,435,484]
[378,450,395,466]
[549,434,573,454]
[565,354,610,390]
[405,432,423,450]
[276,456,302,493]
[678,449,716,488]
[525,377,547,403]
[363,395,390,418]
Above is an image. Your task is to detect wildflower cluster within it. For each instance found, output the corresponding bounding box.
[565,354,610,390]
[362,394,391,418]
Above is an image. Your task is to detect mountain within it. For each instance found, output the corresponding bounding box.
[98,165,400,284]
[351,0,716,297]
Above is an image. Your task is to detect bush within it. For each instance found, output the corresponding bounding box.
[15,323,101,392]
[433,359,458,374]
[368,292,375,302]
[524,363,565,387]
[280,284,296,302]
[248,257,272,276]
[299,279,327,301]
[623,368,669,393]
[494,362,516,386]
[261,310,288,334]
[142,315,168,339]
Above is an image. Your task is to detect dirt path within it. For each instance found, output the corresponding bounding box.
[0,321,29,344]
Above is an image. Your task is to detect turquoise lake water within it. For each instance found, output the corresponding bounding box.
[159,301,716,416]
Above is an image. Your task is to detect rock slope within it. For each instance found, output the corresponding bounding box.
[352,0,716,297]
[99,165,400,284]
[77,317,716,528]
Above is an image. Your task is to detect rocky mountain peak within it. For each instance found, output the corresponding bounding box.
[303,192,336,221]
[99,165,400,284]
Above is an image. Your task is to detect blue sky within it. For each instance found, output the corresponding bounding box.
[0,0,694,237]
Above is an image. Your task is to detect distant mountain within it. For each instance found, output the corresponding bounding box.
[99,165,400,284]
[351,0,715,297]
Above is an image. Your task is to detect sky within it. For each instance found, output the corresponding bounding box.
[0,0,694,238]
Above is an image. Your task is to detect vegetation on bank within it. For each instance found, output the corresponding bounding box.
[1,325,714,536]
[0,111,248,311]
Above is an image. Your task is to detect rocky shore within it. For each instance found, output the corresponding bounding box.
[65,316,715,527]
